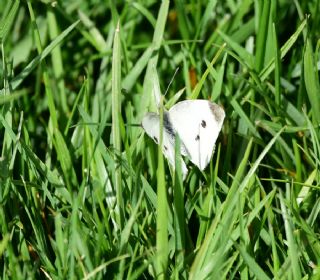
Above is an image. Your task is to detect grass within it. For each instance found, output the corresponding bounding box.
[1,0,320,279]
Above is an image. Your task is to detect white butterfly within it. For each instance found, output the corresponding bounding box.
[142,99,225,178]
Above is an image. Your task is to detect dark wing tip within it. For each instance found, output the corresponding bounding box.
[209,103,225,123]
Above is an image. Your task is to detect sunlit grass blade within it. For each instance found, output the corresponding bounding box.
[218,31,254,67]
[111,20,123,228]
[191,43,226,99]
[155,97,168,279]
[141,0,169,117]
[122,46,154,91]
[78,9,107,52]
[173,134,186,277]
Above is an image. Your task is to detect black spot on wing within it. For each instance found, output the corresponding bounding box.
[195,135,200,141]
[153,136,158,143]
[201,120,206,128]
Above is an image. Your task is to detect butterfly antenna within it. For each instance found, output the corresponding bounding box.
[163,67,180,97]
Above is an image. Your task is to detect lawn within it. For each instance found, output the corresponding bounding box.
[0,0,320,279]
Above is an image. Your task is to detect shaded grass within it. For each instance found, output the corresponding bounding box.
[1,1,320,279]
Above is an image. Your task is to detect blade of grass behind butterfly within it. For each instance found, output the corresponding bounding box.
[141,0,169,118]
[156,97,168,278]
[151,65,162,111]
[191,43,226,100]
[209,53,227,101]
[166,87,186,108]
[122,45,154,92]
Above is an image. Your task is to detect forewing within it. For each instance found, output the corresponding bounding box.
[168,100,225,170]
[142,112,188,177]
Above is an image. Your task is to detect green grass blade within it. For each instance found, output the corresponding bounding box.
[238,244,271,280]
[174,1,190,40]
[47,8,68,114]
[173,135,186,277]
[112,21,123,228]
[255,0,271,71]
[53,129,78,188]
[218,30,254,67]
[27,0,57,129]
[191,43,226,99]
[0,114,63,187]
[273,23,281,105]
[0,90,28,105]
[141,0,169,117]
[260,18,307,81]
[0,0,20,41]
[304,39,320,125]
[122,46,154,91]
[156,98,168,278]
[279,191,302,279]
[0,20,79,95]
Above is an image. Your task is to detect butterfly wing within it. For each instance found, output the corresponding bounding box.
[142,112,188,177]
[168,100,225,170]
